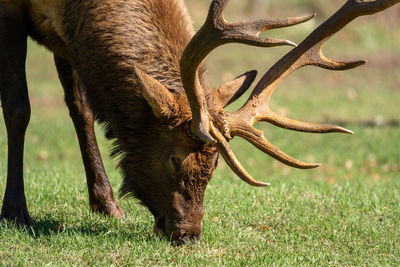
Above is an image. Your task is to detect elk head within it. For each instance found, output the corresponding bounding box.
[124,66,258,242]
[122,0,399,242]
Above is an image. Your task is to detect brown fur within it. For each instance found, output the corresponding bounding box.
[0,0,219,241]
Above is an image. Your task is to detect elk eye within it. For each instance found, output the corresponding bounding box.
[169,156,182,173]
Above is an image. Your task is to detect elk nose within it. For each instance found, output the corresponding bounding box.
[170,229,200,244]
[153,217,200,242]
[166,223,202,243]
[178,233,200,244]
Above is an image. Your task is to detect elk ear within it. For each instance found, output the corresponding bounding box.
[215,70,257,107]
[135,67,177,119]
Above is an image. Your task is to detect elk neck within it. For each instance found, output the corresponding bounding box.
[23,0,195,120]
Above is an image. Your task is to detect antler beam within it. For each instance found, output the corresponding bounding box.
[180,0,314,144]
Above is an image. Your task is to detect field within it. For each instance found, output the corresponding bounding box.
[1,0,399,265]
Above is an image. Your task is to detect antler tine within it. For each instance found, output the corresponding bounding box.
[180,0,314,144]
[209,121,270,187]
[260,111,354,135]
[227,122,321,169]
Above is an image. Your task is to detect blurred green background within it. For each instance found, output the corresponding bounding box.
[0,1,399,265]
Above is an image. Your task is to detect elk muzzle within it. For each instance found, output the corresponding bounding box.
[154,215,202,243]
[153,192,204,242]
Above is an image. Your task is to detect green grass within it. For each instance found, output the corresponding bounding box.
[1,1,400,265]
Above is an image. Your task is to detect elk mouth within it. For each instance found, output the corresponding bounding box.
[153,215,200,243]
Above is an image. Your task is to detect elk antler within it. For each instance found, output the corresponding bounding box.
[180,0,314,143]
[182,0,400,186]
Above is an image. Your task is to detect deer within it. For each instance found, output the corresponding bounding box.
[0,0,398,242]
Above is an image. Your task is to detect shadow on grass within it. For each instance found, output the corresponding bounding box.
[30,216,61,236]
[0,214,156,242]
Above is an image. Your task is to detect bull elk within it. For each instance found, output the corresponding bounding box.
[0,0,398,242]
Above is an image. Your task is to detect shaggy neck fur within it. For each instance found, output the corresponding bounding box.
[60,0,212,201]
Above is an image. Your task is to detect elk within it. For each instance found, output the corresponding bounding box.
[0,0,398,242]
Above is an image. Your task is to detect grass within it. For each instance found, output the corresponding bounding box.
[1,0,400,265]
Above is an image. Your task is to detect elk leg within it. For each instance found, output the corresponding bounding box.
[54,56,124,218]
[0,16,32,226]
